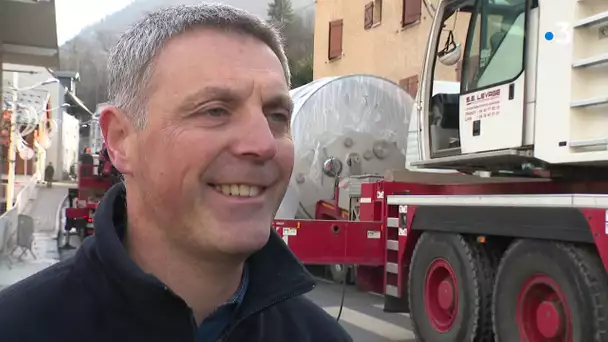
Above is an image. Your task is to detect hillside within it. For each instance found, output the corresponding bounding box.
[71,0,314,45]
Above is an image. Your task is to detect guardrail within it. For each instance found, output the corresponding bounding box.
[0,174,40,268]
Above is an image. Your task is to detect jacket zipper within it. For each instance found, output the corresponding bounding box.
[216,282,315,342]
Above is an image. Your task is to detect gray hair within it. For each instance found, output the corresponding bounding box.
[107,3,291,129]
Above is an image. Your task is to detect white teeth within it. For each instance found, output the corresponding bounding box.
[230,184,239,195]
[213,184,263,197]
[249,185,260,197]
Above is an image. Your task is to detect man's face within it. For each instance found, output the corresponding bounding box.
[109,29,293,258]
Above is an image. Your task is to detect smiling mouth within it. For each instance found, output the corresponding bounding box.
[210,183,266,197]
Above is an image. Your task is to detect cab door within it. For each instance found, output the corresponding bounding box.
[459,0,529,154]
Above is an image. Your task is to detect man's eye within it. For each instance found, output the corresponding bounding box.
[203,108,229,117]
[267,112,289,123]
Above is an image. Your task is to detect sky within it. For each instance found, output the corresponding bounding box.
[55,0,135,45]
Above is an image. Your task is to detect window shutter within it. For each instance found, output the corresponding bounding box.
[364,2,374,30]
[402,0,422,27]
[399,75,419,97]
[328,20,344,60]
[409,75,419,97]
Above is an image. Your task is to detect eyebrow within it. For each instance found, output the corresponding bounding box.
[263,94,294,114]
[177,85,242,113]
[178,84,293,114]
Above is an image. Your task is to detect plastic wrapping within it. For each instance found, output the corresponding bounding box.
[275,74,415,220]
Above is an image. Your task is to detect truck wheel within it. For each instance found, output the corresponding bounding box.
[408,232,495,341]
[493,240,608,342]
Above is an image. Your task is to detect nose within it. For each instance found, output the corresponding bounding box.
[231,109,278,161]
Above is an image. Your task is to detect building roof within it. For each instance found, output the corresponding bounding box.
[54,71,80,80]
[65,89,93,117]
[0,0,59,68]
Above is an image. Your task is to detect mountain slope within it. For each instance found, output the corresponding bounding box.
[72,0,314,44]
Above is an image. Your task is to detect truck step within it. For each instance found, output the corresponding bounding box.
[571,96,608,108]
[572,53,608,68]
[387,240,399,251]
[569,138,608,148]
[386,262,399,274]
[574,10,608,28]
[385,285,399,297]
[567,1,608,157]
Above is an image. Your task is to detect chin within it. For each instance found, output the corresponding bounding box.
[218,224,272,255]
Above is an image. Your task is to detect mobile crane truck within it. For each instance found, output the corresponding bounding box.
[273,0,608,340]
[62,145,120,247]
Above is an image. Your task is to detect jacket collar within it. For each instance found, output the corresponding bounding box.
[85,183,315,319]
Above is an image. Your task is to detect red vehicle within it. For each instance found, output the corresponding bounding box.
[273,0,608,340]
[63,146,119,245]
[274,169,608,340]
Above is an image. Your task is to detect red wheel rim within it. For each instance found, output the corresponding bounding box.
[424,258,458,332]
[516,274,573,342]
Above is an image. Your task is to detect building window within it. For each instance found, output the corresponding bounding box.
[399,75,419,97]
[364,3,373,29]
[328,19,344,60]
[373,0,383,25]
[402,0,422,27]
[364,0,383,30]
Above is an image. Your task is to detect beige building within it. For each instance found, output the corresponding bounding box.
[314,0,469,96]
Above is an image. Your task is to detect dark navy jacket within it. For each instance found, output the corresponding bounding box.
[0,184,352,342]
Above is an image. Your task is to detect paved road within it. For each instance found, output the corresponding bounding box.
[0,186,67,291]
[307,279,416,342]
[30,186,68,234]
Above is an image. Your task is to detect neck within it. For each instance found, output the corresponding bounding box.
[124,190,244,324]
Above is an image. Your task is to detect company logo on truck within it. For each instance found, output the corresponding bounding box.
[464,88,502,121]
[465,88,501,104]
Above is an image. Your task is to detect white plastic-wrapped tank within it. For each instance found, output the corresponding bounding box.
[275,75,415,219]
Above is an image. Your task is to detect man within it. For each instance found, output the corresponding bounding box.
[68,163,76,181]
[44,162,54,187]
[0,4,351,342]
[80,147,94,177]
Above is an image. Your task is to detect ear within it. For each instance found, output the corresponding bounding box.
[99,106,135,175]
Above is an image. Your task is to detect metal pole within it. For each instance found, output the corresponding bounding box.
[5,72,18,210]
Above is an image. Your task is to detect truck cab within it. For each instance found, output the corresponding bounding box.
[414,0,608,173]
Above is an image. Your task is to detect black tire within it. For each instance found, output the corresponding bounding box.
[408,232,496,342]
[493,239,608,342]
